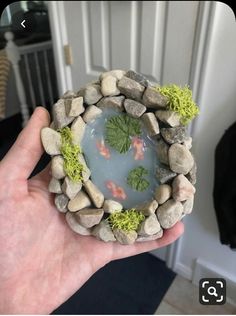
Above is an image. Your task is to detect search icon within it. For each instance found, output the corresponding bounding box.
[207,286,218,297]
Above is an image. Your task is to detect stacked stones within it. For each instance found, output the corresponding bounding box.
[41,69,197,245]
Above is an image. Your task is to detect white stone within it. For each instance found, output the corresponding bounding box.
[66,212,91,235]
[76,208,104,228]
[182,196,194,215]
[156,199,183,229]
[53,99,74,129]
[48,177,62,194]
[77,154,91,182]
[135,200,158,216]
[92,220,116,242]
[136,229,163,242]
[51,155,66,179]
[154,184,172,204]
[142,112,160,136]
[100,69,126,80]
[172,174,196,202]
[62,177,82,200]
[155,110,181,127]
[82,105,103,123]
[71,116,86,145]
[68,190,91,212]
[103,200,123,213]
[54,194,69,213]
[41,127,61,155]
[65,96,85,117]
[138,214,161,236]
[182,137,192,150]
[83,180,104,208]
[169,143,194,175]
[101,75,120,96]
[113,229,137,245]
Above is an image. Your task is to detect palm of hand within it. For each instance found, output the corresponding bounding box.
[0,107,183,314]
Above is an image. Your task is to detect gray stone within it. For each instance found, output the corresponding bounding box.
[68,190,91,212]
[186,161,197,185]
[41,127,62,155]
[156,138,169,165]
[62,176,82,200]
[142,112,160,137]
[125,70,149,87]
[97,96,125,112]
[77,84,103,105]
[83,179,104,208]
[156,199,183,229]
[100,69,125,81]
[65,212,91,235]
[172,174,196,202]
[182,136,192,150]
[49,121,55,130]
[136,229,163,242]
[156,166,177,184]
[54,194,69,213]
[62,90,77,99]
[101,75,120,96]
[138,214,161,236]
[53,99,74,129]
[103,200,123,213]
[76,208,104,228]
[48,177,62,194]
[124,99,146,118]
[51,155,66,179]
[82,105,103,123]
[71,116,86,145]
[182,196,194,215]
[92,220,116,242]
[113,229,137,245]
[77,154,91,182]
[65,96,85,117]
[135,200,158,216]
[161,127,187,144]
[155,184,172,204]
[155,110,181,127]
[117,76,145,101]
[169,143,194,175]
[142,87,168,109]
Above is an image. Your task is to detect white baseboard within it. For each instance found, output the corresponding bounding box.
[174,262,192,280]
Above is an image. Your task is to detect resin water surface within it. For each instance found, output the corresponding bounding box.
[81,109,159,209]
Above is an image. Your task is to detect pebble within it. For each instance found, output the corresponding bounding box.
[142,112,160,137]
[68,190,91,212]
[101,75,120,96]
[41,127,62,155]
[71,116,86,145]
[136,229,163,242]
[82,105,103,123]
[156,199,183,229]
[83,179,104,208]
[50,121,55,130]
[62,90,77,99]
[65,212,91,235]
[77,154,91,182]
[51,155,66,179]
[161,126,187,144]
[156,138,169,165]
[113,229,137,245]
[117,76,145,101]
[62,176,82,200]
[135,200,158,216]
[172,174,196,202]
[76,208,104,228]
[138,214,161,236]
[48,177,62,194]
[142,87,168,109]
[186,161,197,185]
[97,96,125,112]
[54,194,69,213]
[125,70,149,87]
[65,96,85,117]
[92,220,116,242]
[154,184,172,204]
[103,200,123,213]
[53,99,74,129]
[77,84,103,105]
[100,69,125,81]
[169,143,194,175]
[182,196,194,215]
[155,110,181,127]
[124,99,146,118]
[182,136,192,150]
[156,166,177,184]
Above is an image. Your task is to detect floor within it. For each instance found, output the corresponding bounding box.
[155,275,236,315]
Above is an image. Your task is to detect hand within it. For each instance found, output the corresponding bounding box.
[0,107,184,314]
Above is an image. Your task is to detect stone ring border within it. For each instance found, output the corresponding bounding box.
[41,69,197,245]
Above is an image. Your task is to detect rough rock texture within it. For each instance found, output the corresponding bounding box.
[138,214,161,236]
[124,99,146,118]
[83,105,103,123]
[172,174,196,202]
[77,84,103,105]
[161,127,187,144]
[48,177,62,194]
[142,87,168,109]
[155,110,181,127]
[68,191,91,212]
[156,138,169,165]
[83,180,104,208]
[113,229,137,245]
[77,154,91,182]
[51,155,66,179]
[65,96,84,117]
[182,196,194,215]
[41,128,61,155]
[142,112,160,136]
[169,143,194,175]
[101,75,120,96]
[53,99,74,129]
[155,184,172,204]
[62,177,82,200]
[66,212,91,235]
[135,200,158,216]
[125,70,149,87]
[62,90,77,99]
[136,229,163,242]
[182,136,192,150]
[97,96,125,111]
[100,69,125,81]
[157,199,183,229]
[71,116,86,145]
[103,200,123,213]
[118,76,145,101]
[92,220,116,242]
[76,208,104,228]
[156,166,177,184]
[186,161,197,185]
[55,194,69,213]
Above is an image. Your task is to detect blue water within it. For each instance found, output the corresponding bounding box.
[81,109,159,209]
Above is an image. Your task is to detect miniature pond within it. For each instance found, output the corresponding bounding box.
[81,109,159,209]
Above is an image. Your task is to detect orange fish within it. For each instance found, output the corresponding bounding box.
[96,140,110,159]
[105,180,127,200]
[132,137,144,160]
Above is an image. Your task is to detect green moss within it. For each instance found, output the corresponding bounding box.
[58,127,84,182]
[157,84,199,125]
[108,209,145,232]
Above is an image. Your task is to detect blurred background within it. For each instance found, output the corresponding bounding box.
[0,1,236,314]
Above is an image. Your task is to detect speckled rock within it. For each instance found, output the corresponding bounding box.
[154,184,172,204]
[182,136,192,150]
[62,90,77,99]
[124,99,146,118]
[135,200,158,216]
[62,177,82,200]
[48,177,62,194]
[186,161,197,185]
[100,69,125,81]
[41,127,61,155]
[156,166,177,184]
[82,105,103,123]
[92,220,116,242]
[156,199,183,229]
[101,75,120,96]
[156,138,169,165]
[142,87,168,109]
[103,200,123,213]
[76,208,104,228]
[182,196,194,215]
[78,154,91,182]
[169,143,194,175]
[53,99,74,129]
[138,214,161,236]
[97,95,125,111]
[136,229,163,242]
[71,116,86,145]
[125,70,149,87]
[83,180,104,208]
[65,96,84,117]
[68,190,91,212]
[155,110,181,127]
[118,76,145,101]
[51,155,66,179]
[142,112,160,136]
[172,174,196,202]
[54,194,69,213]
[77,84,103,105]
[66,212,91,235]
[113,229,138,245]
[161,126,187,144]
